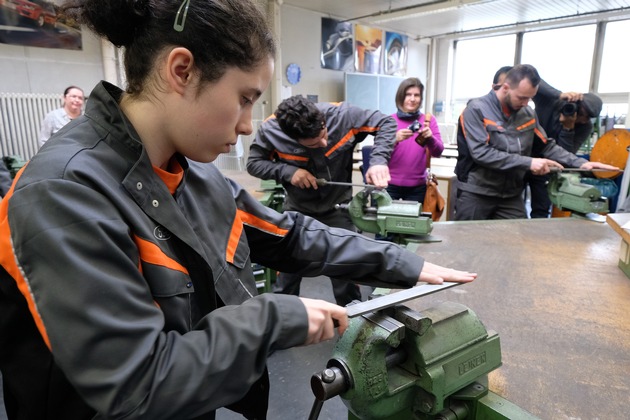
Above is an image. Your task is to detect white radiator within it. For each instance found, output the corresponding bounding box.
[0,92,60,161]
[0,94,263,169]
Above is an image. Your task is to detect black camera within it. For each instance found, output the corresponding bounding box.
[561,101,579,116]
[408,120,421,132]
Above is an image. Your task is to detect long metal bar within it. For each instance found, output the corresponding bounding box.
[345,282,459,318]
[315,178,374,188]
[549,168,623,173]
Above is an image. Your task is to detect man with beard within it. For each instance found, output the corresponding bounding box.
[453,64,616,220]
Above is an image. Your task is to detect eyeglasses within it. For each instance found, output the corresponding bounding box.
[173,0,190,32]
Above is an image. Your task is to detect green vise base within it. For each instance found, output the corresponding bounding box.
[345,188,433,237]
[547,173,608,215]
[257,179,285,213]
[312,301,539,419]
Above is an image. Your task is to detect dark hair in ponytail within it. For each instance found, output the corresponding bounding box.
[61,0,276,96]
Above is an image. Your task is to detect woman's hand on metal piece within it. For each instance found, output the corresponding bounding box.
[418,262,477,285]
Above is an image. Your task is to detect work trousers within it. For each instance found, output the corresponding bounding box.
[454,189,527,220]
[524,172,552,218]
[272,209,362,307]
[386,183,427,204]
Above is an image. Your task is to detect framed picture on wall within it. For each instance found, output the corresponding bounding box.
[384,32,408,76]
[320,17,354,71]
[0,1,83,50]
[354,24,382,74]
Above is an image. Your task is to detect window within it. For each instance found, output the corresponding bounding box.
[521,25,596,92]
[451,34,516,121]
[452,35,516,100]
[599,20,630,93]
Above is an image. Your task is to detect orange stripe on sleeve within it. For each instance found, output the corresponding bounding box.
[238,209,289,236]
[325,126,379,157]
[226,210,289,263]
[0,166,52,350]
[133,235,189,275]
[483,118,498,127]
[534,128,548,144]
[276,151,309,162]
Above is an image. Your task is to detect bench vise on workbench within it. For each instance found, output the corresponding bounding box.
[337,188,435,243]
[310,300,538,419]
[547,172,608,216]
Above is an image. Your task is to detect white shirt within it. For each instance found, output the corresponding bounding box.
[39,108,74,147]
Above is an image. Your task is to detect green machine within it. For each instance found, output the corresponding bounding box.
[308,286,538,420]
[257,179,286,213]
[252,180,286,292]
[334,186,437,245]
[547,170,609,216]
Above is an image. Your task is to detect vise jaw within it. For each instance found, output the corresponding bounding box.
[338,188,433,238]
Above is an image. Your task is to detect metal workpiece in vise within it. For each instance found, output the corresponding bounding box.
[546,171,608,216]
[256,179,286,213]
[308,289,538,420]
[336,187,436,244]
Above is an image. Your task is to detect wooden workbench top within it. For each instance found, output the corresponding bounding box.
[405,218,630,419]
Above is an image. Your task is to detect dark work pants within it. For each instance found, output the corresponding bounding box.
[272,209,362,307]
[524,172,552,218]
[386,183,427,204]
[454,189,526,220]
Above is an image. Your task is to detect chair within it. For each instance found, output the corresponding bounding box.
[360,145,372,183]
[214,136,245,171]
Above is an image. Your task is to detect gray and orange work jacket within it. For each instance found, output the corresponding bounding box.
[0,82,423,419]
[246,102,396,215]
[455,90,587,198]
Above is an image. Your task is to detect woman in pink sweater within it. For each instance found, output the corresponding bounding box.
[387,77,444,203]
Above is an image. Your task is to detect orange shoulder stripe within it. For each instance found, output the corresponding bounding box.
[517,119,536,130]
[226,210,244,264]
[0,165,52,349]
[226,209,289,263]
[326,126,379,157]
[133,235,189,275]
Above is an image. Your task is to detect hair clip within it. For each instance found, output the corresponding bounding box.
[173,0,191,32]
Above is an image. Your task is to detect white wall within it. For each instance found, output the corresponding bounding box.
[0,3,429,110]
[0,29,104,96]
[279,5,428,105]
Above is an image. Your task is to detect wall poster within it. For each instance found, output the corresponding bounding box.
[354,24,382,74]
[0,0,83,50]
[320,17,354,72]
[384,31,408,76]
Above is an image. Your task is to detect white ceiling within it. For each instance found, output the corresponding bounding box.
[282,0,630,39]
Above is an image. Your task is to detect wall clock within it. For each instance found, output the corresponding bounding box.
[286,63,301,85]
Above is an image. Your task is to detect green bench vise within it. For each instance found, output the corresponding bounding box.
[310,300,538,420]
[547,172,608,216]
[337,188,437,245]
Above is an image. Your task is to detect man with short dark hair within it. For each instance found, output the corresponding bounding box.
[247,95,396,305]
[491,65,513,91]
[454,64,616,220]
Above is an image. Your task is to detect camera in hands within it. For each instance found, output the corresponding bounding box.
[408,120,421,132]
[561,101,579,116]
